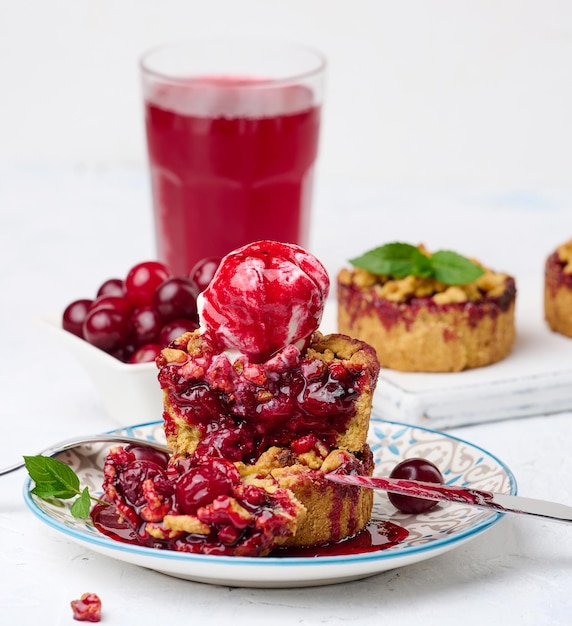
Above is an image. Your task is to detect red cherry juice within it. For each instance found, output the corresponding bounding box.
[144,79,321,276]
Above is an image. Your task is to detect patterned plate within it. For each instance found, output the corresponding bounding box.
[23,419,516,588]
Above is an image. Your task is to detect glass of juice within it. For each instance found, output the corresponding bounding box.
[140,39,326,276]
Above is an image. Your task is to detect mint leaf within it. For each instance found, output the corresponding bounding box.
[350,243,432,278]
[24,455,62,484]
[349,243,485,285]
[24,454,104,520]
[430,250,485,285]
[24,455,80,495]
[70,487,92,519]
[31,481,78,500]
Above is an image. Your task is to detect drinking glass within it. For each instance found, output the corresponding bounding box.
[140,39,326,276]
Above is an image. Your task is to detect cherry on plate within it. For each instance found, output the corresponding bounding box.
[388,457,444,514]
[174,460,237,514]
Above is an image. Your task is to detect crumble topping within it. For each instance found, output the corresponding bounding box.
[339,263,509,304]
[557,239,572,273]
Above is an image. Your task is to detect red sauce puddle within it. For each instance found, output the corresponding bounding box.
[92,504,408,558]
[271,520,409,557]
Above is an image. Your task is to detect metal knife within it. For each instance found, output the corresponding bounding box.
[325,474,572,524]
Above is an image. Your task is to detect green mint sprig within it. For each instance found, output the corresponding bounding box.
[24,455,104,519]
[349,242,485,285]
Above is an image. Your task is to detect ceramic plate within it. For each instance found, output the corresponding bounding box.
[23,420,516,588]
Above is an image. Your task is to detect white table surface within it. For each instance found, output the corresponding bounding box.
[1,163,572,625]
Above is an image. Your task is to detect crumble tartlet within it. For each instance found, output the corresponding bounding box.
[337,245,516,372]
[96,241,381,555]
[545,238,572,338]
[158,330,378,460]
[156,328,379,547]
[247,445,375,547]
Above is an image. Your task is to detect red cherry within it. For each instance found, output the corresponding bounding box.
[129,306,163,347]
[159,318,199,346]
[125,444,169,467]
[110,344,135,363]
[388,458,444,514]
[174,460,237,514]
[62,299,93,338]
[83,308,129,353]
[189,256,221,297]
[96,278,125,298]
[118,460,166,506]
[125,261,170,308]
[90,295,132,317]
[153,277,198,322]
[129,343,162,364]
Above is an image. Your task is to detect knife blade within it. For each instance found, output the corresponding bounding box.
[325,474,572,524]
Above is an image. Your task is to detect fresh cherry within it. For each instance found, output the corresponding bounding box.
[125,261,170,308]
[62,299,93,338]
[130,306,163,347]
[159,318,199,346]
[388,458,444,514]
[96,278,124,298]
[189,256,221,297]
[153,277,198,322]
[129,343,162,364]
[89,295,132,317]
[63,257,220,362]
[82,308,129,353]
[110,344,135,363]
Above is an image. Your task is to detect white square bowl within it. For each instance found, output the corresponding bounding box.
[37,315,164,426]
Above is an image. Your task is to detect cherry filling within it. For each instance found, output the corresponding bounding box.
[93,446,304,557]
[70,593,102,623]
[338,276,516,331]
[546,251,572,290]
[158,334,371,463]
[94,444,381,557]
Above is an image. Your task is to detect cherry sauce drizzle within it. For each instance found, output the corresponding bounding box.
[91,503,408,558]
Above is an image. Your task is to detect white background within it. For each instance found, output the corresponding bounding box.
[2,3,572,625]
[1,0,572,190]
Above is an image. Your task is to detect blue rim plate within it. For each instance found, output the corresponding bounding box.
[23,419,516,588]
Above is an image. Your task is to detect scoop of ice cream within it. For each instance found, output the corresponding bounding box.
[198,240,330,362]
